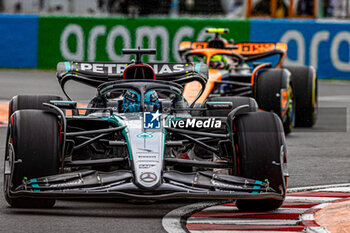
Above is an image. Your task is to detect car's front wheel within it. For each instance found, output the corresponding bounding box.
[230,112,287,211]
[4,110,60,208]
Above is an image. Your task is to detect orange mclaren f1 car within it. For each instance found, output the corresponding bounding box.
[179,28,317,134]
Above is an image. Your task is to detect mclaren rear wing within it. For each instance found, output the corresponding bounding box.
[179,41,287,55]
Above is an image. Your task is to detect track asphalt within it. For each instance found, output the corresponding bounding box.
[0,70,349,233]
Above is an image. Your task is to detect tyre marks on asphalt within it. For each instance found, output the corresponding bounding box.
[162,185,350,233]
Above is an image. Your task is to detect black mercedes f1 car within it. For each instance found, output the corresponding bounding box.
[3,48,288,211]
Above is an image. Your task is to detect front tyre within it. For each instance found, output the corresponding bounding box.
[4,110,60,208]
[9,95,62,117]
[231,112,287,211]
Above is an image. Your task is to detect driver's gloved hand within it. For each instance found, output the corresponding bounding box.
[125,104,140,112]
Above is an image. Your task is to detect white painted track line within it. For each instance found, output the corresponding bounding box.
[189,231,303,233]
[317,187,350,192]
[285,196,340,203]
[202,205,308,214]
[288,183,350,192]
[186,218,300,225]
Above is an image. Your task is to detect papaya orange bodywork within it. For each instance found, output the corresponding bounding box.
[179,41,287,55]
[183,69,223,104]
[181,42,288,104]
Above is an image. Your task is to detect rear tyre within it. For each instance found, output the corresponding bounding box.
[4,110,60,208]
[9,95,62,117]
[204,96,258,117]
[231,112,287,211]
[254,68,295,135]
[284,65,317,127]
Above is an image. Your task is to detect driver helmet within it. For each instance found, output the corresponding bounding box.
[122,90,160,112]
[209,55,229,69]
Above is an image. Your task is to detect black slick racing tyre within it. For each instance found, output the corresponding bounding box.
[283,65,317,127]
[204,96,258,117]
[9,95,62,118]
[254,68,295,135]
[4,110,60,208]
[231,112,287,211]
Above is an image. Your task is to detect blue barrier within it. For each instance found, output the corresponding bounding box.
[0,14,38,68]
[250,19,350,79]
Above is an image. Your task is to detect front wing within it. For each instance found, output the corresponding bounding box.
[8,170,285,201]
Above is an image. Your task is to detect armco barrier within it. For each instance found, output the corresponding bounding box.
[37,16,249,69]
[0,14,38,68]
[250,19,350,79]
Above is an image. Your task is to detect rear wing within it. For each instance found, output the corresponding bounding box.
[179,41,287,56]
[233,42,287,55]
[179,42,287,67]
[56,61,209,98]
[57,61,208,79]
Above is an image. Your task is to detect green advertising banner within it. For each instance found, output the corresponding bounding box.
[38,16,249,69]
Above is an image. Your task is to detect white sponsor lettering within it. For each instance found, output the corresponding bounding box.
[59,24,199,64]
[88,25,106,61]
[104,63,116,73]
[310,31,330,71]
[106,25,131,62]
[171,120,178,128]
[173,26,194,62]
[280,30,305,66]
[203,119,210,127]
[93,64,104,73]
[153,64,158,73]
[60,24,84,61]
[173,64,185,72]
[77,63,187,75]
[80,63,92,71]
[165,118,221,128]
[187,118,196,127]
[331,31,350,71]
[159,64,172,74]
[280,29,350,74]
[178,121,184,127]
[59,23,350,77]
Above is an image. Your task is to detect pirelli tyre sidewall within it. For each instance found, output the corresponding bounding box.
[254,68,295,135]
[4,110,60,208]
[231,112,287,211]
[283,65,318,127]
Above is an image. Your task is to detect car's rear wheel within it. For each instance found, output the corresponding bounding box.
[230,112,287,211]
[4,110,60,208]
[284,65,317,127]
[9,95,62,118]
[254,68,295,135]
